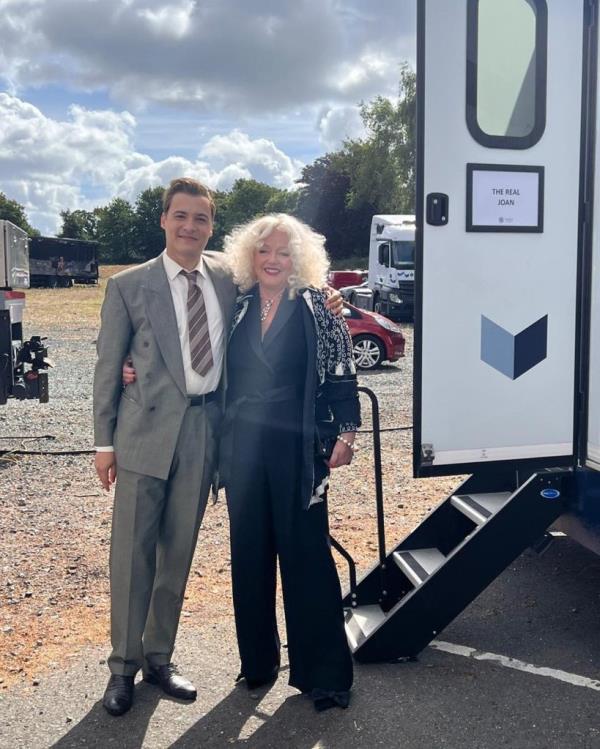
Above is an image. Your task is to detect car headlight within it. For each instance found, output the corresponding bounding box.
[389,293,403,304]
[373,315,403,333]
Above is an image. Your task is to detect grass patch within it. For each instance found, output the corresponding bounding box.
[23,265,135,329]
[22,259,369,330]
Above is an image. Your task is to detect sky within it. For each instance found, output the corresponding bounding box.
[0,0,415,235]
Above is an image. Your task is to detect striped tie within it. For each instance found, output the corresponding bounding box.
[181,270,213,377]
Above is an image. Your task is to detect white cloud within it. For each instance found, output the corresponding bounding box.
[0,0,415,113]
[116,130,303,199]
[0,93,150,232]
[333,52,397,97]
[318,105,366,150]
[0,93,304,233]
[0,2,417,233]
[199,130,303,188]
[115,157,213,203]
[137,1,196,39]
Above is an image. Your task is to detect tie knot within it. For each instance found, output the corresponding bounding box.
[180,269,198,284]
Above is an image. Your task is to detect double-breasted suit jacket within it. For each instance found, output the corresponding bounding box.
[93,251,237,474]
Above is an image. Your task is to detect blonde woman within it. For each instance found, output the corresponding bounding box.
[220,214,360,712]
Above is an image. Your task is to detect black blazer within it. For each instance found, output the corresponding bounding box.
[226,286,361,508]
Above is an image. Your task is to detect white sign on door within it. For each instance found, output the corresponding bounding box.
[467,164,544,232]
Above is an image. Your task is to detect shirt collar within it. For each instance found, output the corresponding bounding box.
[162,249,207,281]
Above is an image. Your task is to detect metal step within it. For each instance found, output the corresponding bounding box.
[342,470,570,662]
[393,548,446,586]
[345,605,386,651]
[450,492,511,525]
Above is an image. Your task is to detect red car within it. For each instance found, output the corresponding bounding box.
[343,302,406,370]
[327,270,366,290]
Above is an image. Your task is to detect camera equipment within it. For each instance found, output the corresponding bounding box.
[0,307,52,404]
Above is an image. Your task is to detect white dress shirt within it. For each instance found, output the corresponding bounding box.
[162,250,224,395]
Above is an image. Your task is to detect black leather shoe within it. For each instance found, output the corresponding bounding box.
[143,663,197,700]
[103,674,135,716]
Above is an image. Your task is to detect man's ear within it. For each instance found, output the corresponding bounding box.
[160,213,166,229]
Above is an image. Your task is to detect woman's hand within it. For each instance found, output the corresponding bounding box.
[122,357,136,386]
[326,432,355,469]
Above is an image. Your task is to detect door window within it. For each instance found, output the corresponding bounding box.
[378,242,391,267]
[467,0,547,149]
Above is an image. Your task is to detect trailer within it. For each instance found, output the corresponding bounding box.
[0,221,51,403]
[341,0,600,663]
[29,236,99,288]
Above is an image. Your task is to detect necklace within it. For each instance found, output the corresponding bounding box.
[260,288,285,322]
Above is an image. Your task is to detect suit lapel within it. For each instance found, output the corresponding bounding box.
[262,293,297,351]
[203,252,236,331]
[143,257,187,397]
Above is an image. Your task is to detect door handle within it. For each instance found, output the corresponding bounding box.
[426,193,449,226]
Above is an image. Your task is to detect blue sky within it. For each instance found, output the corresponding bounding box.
[0,0,415,234]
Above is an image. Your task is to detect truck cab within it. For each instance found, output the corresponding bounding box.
[368,214,415,321]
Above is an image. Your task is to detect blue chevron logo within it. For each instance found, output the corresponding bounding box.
[481,315,548,379]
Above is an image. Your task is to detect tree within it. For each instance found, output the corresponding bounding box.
[133,186,165,260]
[265,190,299,215]
[59,209,99,240]
[211,179,294,249]
[295,154,372,260]
[342,64,416,215]
[96,198,138,263]
[293,65,415,260]
[0,193,39,235]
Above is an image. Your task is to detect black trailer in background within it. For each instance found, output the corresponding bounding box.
[29,236,99,288]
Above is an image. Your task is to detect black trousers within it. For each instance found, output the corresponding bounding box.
[225,403,352,693]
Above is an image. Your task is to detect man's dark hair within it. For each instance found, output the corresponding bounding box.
[162,177,216,218]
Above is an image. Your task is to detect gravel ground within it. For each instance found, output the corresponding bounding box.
[0,284,460,693]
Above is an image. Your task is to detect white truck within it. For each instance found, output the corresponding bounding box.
[367,214,415,321]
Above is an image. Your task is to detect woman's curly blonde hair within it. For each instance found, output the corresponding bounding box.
[223,213,330,293]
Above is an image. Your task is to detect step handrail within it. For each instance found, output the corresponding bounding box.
[329,385,387,604]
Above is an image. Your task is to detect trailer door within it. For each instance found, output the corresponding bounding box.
[415,0,586,476]
[587,12,600,472]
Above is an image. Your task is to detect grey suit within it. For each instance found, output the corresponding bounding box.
[93,252,236,675]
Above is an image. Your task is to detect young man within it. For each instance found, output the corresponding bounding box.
[93,177,236,716]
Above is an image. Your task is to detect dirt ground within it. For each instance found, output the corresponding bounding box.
[0,268,460,692]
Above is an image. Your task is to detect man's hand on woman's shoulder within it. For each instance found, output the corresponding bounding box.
[323,286,343,317]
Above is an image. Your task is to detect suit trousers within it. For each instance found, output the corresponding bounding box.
[108,401,219,676]
[225,403,353,693]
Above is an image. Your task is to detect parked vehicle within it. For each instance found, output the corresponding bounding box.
[339,280,372,307]
[0,221,51,403]
[328,269,366,290]
[343,302,405,370]
[29,236,99,288]
[367,214,415,321]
